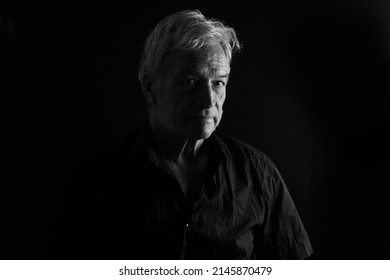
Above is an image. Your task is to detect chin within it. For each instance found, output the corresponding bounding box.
[191,124,215,140]
[183,117,219,139]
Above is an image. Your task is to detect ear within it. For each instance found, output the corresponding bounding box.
[141,74,156,106]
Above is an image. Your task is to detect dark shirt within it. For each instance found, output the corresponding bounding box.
[53,124,313,260]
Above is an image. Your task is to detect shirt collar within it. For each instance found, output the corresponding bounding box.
[129,121,226,172]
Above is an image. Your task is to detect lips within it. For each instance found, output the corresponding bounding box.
[188,109,217,120]
[190,115,214,119]
[189,112,215,118]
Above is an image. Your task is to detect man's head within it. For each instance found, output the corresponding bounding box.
[138,10,240,140]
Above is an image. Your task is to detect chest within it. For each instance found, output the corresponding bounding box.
[165,157,207,205]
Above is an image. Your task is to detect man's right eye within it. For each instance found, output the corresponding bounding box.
[183,78,196,85]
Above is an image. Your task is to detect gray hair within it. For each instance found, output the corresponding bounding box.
[138,9,241,94]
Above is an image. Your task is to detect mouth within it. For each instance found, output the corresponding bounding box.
[189,116,214,120]
[189,114,214,118]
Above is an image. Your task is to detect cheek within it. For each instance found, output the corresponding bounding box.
[160,92,189,123]
[216,93,226,112]
[155,89,175,111]
[174,93,196,113]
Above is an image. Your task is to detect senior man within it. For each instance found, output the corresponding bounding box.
[53,9,313,260]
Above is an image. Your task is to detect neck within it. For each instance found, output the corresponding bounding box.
[148,120,206,163]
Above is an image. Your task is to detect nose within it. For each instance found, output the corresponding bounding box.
[197,81,215,108]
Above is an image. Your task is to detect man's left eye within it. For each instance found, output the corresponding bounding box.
[213,81,225,87]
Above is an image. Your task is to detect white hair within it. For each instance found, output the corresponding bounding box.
[138,9,241,95]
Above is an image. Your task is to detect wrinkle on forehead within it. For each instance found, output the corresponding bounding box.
[161,43,230,78]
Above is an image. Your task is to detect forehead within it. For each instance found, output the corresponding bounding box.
[164,43,230,76]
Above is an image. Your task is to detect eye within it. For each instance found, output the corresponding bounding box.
[182,77,196,85]
[213,80,226,88]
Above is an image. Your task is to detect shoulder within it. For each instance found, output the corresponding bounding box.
[213,132,288,203]
[214,131,278,176]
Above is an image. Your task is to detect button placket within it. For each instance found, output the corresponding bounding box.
[179,221,190,259]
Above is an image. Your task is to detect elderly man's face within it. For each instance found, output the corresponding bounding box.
[150,42,230,140]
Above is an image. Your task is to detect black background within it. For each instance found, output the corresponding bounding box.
[2,0,390,259]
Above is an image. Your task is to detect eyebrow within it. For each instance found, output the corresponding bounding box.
[216,74,230,78]
[179,68,230,77]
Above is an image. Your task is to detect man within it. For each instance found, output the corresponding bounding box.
[53,9,313,260]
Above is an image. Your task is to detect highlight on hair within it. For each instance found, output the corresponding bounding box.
[138,9,241,93]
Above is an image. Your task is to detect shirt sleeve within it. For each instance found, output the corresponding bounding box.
[256,162,313,259]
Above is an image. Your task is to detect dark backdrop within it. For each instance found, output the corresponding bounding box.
[2,0,389,259]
